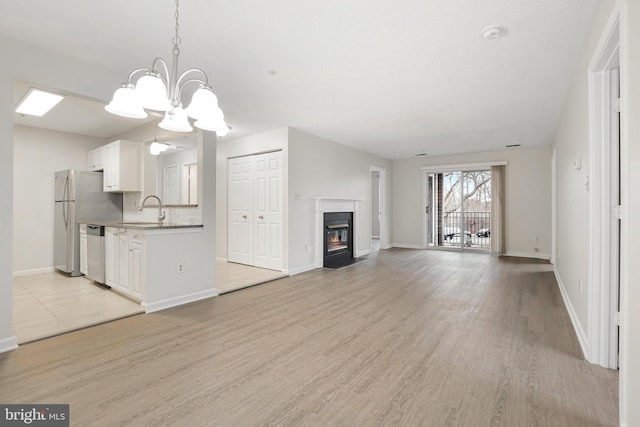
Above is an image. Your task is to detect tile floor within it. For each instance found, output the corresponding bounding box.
[13,272,143,344]
[215,260,288,294]
[13,262,288,344]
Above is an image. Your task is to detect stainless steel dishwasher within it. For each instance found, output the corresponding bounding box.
[86,224,106,284]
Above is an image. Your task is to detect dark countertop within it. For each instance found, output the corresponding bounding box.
[79,220,203,230]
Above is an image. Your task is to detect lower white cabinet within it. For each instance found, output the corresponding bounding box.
[105,227,144,302]
[79,224,88,275]
[129,233,144,298]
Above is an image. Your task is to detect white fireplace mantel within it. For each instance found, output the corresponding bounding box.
[314,198,363,268]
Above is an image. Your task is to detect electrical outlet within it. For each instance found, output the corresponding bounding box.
[177,263,185,274]
[189,216,195,224]
[579,279,582,294]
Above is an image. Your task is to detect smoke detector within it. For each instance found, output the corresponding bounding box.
[483,26,503,40]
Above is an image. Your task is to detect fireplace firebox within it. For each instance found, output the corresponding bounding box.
[324,212,353,268]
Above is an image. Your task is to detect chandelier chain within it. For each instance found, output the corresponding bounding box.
[173,0,182,47]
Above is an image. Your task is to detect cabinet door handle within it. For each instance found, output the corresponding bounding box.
[259,215,264,220]
[242,215,247,219]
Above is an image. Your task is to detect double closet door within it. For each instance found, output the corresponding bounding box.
[228,151,283,271]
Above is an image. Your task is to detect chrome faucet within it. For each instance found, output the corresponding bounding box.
[138,195,166,225]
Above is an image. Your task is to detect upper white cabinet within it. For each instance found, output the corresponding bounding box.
[87,146,105,171]
[103,140,142,192]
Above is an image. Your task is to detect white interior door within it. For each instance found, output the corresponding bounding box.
[187,164,197,204]
[228,157,253,265]
[253,151,283,270]
[227,152,283,270]
[163,164,180,204]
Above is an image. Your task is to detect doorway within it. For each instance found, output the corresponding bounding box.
[425,170,491,251]
[370,166,386,252]
[182,163,197,205]
[587,12,620,369]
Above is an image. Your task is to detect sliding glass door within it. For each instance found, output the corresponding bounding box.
[426,170,491,251]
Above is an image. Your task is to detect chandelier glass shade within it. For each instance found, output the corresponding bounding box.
[149,142,170,156]
[105,0,228,134]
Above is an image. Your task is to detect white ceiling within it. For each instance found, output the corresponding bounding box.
[2,0,599,159]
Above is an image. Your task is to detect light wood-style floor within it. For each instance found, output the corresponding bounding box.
[1,249,618,426]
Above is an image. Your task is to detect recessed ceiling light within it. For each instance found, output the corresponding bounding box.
[482,26,504,40]
[15,88,65,117]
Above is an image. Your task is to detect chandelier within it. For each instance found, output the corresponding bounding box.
[105,0,228,135]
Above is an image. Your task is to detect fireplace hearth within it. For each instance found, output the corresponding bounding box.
[324,212,353,268]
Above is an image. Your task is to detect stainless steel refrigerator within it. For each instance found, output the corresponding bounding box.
[54,170,123,276]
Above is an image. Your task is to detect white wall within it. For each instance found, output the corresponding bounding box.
[216,128,289,263]
[620,1,640,425]
[287,128,393,273]
[552,0,617,340]
[0,62,15,351]
[392,147,552,257]
[13,125,106,273]
[552,1,640,424]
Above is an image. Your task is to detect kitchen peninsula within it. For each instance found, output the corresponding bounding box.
[80,220,212,313]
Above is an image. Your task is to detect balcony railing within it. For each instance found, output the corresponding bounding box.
[441,211,490,249]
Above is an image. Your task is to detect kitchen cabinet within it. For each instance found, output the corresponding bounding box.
[105,227,143,301]
[117,231,130,290]
[79,224,88,275]
[129,233,144,299]
[87,146,105,171]
[103,140,142,192]
[105,227,118,288]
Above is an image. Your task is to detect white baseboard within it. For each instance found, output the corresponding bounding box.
[0,336,18,353]
[215,257,228,263]
[554,267,588,359]
[355,249,371,258]
[288,264,316,276]
[13,267,55,277]
[142,289,218,314]
[392,243,423,249]
[504,251,551,260]
[381,243,392,250]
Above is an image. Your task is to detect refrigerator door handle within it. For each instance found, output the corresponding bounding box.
[63,176,69,227]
